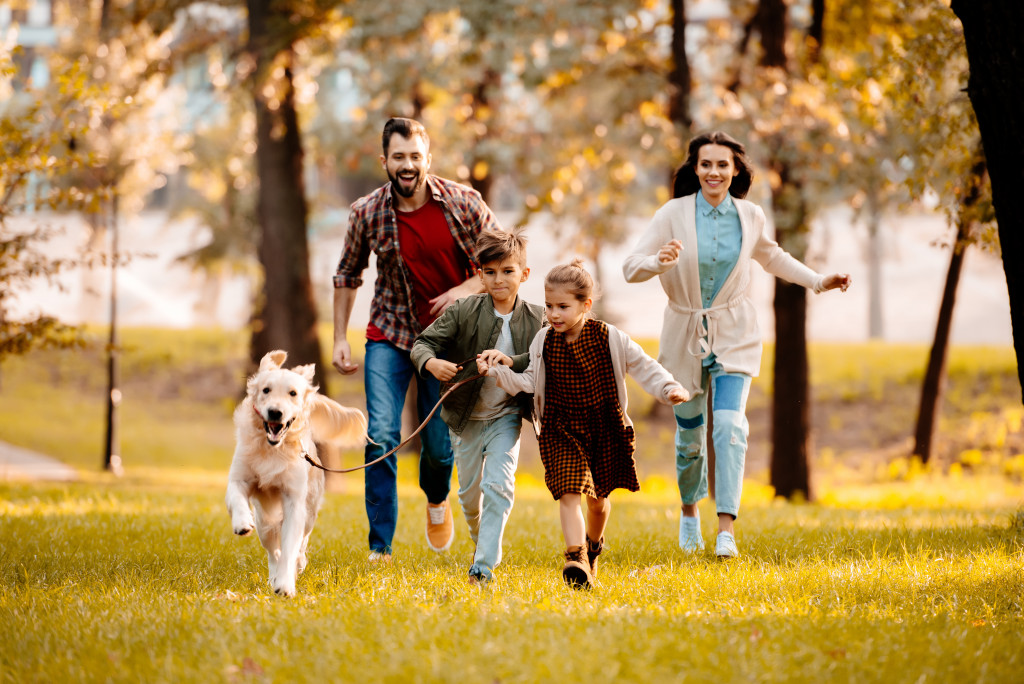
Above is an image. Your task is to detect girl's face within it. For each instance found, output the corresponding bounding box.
[545,286,592,339]
[695,143,739,206]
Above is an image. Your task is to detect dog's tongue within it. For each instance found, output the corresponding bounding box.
[268,422,284,437]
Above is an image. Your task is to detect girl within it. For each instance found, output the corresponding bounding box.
[477,259,689,588]
[622,130,851,559]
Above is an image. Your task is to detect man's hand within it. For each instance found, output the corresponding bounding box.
[332,340,359,375]
[425,358,462,382]
[428,278,484,317]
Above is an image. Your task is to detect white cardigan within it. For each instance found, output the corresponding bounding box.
[487,323,685,435]
[622,193,824,396]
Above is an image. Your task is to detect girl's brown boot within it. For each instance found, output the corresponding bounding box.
[562,545,593,589]
[586,535,604,577]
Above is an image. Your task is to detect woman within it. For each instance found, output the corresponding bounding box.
[622,131,851,558]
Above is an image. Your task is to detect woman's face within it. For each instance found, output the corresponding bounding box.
[696,143,739,206]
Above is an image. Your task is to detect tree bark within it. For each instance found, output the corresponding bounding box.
[866,182,884,339]
[770,279,812,500]
[912,229,966,464]
[247,0,324,386]
[668,0,692,130]
[951,1,1024,402]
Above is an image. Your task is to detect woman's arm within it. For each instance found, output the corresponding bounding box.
[623,209,679,283]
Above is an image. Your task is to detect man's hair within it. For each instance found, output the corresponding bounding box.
[475,227,528,269]
[382,117,430,156]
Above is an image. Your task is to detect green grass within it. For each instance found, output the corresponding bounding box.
[1,477,1022,683]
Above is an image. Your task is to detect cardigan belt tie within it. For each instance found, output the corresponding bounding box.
[669,294,745,361]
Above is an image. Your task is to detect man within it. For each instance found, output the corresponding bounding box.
[332,117,500,561]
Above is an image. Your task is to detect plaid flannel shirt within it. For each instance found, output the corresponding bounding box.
[333,175,500,351]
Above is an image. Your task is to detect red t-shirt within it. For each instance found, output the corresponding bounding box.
[366,198,472,340]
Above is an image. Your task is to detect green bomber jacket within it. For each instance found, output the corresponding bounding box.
[410,292,545,435]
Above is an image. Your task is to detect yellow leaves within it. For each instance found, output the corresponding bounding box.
[603,31,627,55]
[471,160,488,181]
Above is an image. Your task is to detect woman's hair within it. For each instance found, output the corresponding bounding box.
[671,130,754,199]
[545,258,595,302]
[475,226,528,269]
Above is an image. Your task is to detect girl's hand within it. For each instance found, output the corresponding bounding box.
[657,239,684,266]
[425,358,461,382]
[477,349,511,370]
[822,273,852,292]
[667,387,690,404]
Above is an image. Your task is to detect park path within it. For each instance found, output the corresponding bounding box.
[0,441,78,482]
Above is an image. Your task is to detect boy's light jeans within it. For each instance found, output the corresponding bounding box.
[450,412,522,579]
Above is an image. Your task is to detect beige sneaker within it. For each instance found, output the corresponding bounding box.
[425,500,454,552]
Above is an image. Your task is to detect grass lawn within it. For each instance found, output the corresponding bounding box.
[1,328,1022,681]
[1,475,1022,683]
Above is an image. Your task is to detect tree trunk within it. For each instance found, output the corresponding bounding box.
[770,279,812,500]
[668,0,692,130]
[951,0,1024,402]
[866,184,884,339]
[913,230,967,464]
[247,0,324,386]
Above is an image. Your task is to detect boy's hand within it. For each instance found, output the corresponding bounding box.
[477,349,512,372]
[425,358,461,382]
[667,387,690,404]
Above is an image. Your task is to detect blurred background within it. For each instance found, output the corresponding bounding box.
[2,0,1019,498]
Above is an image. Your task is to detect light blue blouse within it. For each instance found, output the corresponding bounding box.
[696,191,742,309]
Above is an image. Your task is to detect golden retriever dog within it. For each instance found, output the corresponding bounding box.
[226,350,367,596]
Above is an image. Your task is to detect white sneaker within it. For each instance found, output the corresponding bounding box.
[715,531,738,559]
[367,550,391,563]
[679,513,704,553]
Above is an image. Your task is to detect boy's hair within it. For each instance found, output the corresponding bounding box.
[475,227,528,269]
[545,257,597,302]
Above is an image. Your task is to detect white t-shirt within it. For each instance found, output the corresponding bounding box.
[470,309,519,420]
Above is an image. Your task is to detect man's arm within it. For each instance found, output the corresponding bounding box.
[428,275,485,317]
[332,286,360,374]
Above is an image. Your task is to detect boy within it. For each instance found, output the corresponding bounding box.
[411,228,544,584]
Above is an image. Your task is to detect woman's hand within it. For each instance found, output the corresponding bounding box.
[657,239,684,266]
[822,273,852,292]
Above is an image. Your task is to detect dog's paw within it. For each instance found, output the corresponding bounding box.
[233,523,255,536]
[272,580,296,597]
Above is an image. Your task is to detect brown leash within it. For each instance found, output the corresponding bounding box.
[305,356,485,474]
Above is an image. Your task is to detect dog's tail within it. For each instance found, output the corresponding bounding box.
[309,394,368,448]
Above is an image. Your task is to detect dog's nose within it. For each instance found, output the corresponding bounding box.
[266,408,283,422]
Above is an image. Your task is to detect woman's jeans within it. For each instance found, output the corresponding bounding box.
[673,362,752,518]
[364,340,454,554]
[450,412,522,579]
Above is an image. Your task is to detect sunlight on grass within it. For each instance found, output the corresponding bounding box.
[1,478,1021,683]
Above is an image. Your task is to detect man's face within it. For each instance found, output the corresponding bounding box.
[381,134,431,199]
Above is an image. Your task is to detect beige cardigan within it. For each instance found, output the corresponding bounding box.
[622,193,825,396]
[487,323,686,435]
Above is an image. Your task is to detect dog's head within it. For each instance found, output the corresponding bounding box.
[247,350,317,446]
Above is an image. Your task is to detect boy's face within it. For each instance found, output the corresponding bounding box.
[478,257,529,307]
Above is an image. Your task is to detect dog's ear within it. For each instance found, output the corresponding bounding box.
[259,350,288,371]
[292,363,316,384]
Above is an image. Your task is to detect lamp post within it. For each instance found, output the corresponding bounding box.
[103,191,123,476]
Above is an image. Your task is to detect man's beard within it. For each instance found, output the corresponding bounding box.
[388,167,426,198]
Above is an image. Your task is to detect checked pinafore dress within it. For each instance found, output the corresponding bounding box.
[538,319,638,500]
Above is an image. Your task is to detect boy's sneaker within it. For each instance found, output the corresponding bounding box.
[715,531,738,559]
[426,500,454,552]
[562,545,593,589]
[467,564,491,587]
[586,535,604,577]
[679,513,704,553]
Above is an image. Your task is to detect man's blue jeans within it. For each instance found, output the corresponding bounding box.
[673,361,752,518]
[364,340,454,554]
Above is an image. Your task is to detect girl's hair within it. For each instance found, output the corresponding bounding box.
[545,257,595,302]
[475,226,528,268]
[672,130,754,199]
